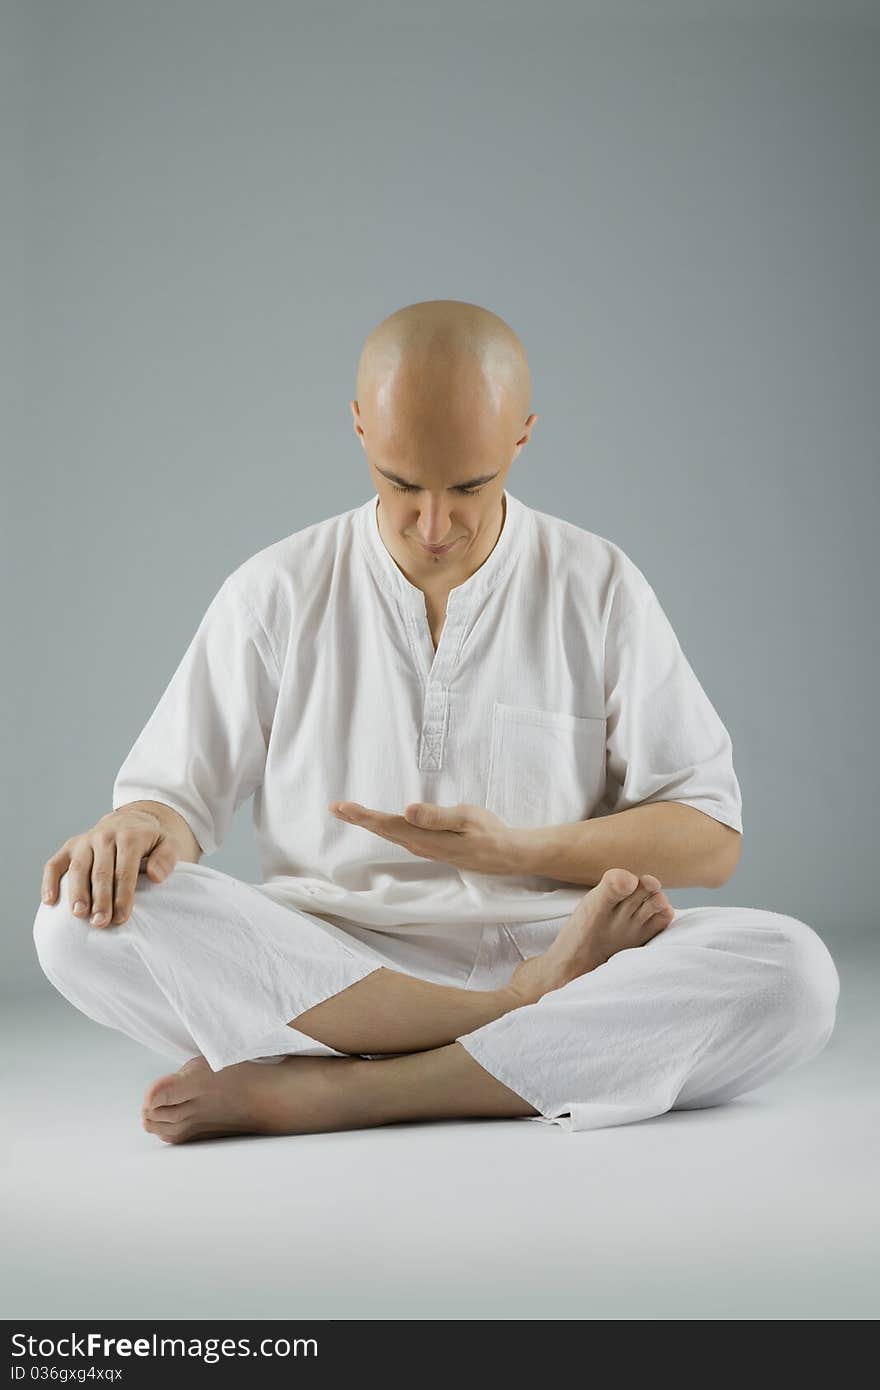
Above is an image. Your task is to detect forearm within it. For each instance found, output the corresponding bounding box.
[115,800,203,864]
[507,801,740,889]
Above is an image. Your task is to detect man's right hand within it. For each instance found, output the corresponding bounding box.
[40,809,179,928]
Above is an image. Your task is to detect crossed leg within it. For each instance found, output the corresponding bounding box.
[33,858,837,1147]
[142,868,675,1143]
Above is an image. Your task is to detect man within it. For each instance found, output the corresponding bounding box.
[33,299,840,1144]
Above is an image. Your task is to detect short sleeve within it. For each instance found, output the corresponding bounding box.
[599,591,743,834]
[111,578,280,856]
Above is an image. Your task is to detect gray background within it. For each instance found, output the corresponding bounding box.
[3,0,878,1322]
[6,0,879,980]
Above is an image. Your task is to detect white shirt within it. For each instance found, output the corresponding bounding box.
[112,489,743,967]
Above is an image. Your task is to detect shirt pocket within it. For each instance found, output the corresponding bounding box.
[484,702,607,829]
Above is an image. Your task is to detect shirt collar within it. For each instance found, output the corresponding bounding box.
[355,488,528,612]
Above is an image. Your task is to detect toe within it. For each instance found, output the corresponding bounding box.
[602,868,641,899]
[144,1071,181,1109]
[180,1055,210,1075]
[144,1057,210,1109]
[143,1113,196,1145]
[634,893,673,929]
[144,1100,197,1123]
[143,1115,169,1140]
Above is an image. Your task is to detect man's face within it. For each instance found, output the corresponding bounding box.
[351,369,536,576]
[369,451,509,564]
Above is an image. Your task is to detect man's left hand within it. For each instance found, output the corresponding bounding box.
[328,800,517,875]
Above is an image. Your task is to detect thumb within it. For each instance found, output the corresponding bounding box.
[144,841,178,882]
[405,803,466,830]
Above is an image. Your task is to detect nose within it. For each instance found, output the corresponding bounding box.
[414,496,455,546]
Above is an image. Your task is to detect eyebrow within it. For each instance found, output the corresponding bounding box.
[376,466,501,489]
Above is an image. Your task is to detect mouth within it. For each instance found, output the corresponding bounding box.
[418,539,459,555]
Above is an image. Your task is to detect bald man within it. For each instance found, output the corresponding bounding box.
[33,299,840,1144]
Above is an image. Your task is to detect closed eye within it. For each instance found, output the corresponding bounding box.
[391,484,484,496]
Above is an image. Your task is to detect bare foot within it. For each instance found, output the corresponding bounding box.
[141,1052,364,1145]
[505,868,675,1005]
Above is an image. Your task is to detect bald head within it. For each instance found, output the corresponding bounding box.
[351,300,538,585]
[355,299,532,430]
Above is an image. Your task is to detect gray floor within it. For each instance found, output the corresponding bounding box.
[3,934,878,1321]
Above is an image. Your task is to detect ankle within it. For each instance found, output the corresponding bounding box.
[497,980,538,1014]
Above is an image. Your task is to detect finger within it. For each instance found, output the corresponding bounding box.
[333,804,454,859]
[371,820,443,853]
[337,805,407,836]
[342,815,439,856]
[88,832,117,928]
[67,843,95,920]
[145,843,177,880]
[404,803,464,832]
[111,834,150,926]
[331,801,369,819]
[41,848,71,906]
[336,802,404,825]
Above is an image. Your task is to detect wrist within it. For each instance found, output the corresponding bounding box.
[501,826,542,876]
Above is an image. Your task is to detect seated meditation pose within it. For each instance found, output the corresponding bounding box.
[33,299,840,1145]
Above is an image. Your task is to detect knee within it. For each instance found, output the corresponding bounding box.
[770,915,840,1053]
[33,870,97,985]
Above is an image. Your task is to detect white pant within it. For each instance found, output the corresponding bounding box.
[32,861,840,1133]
